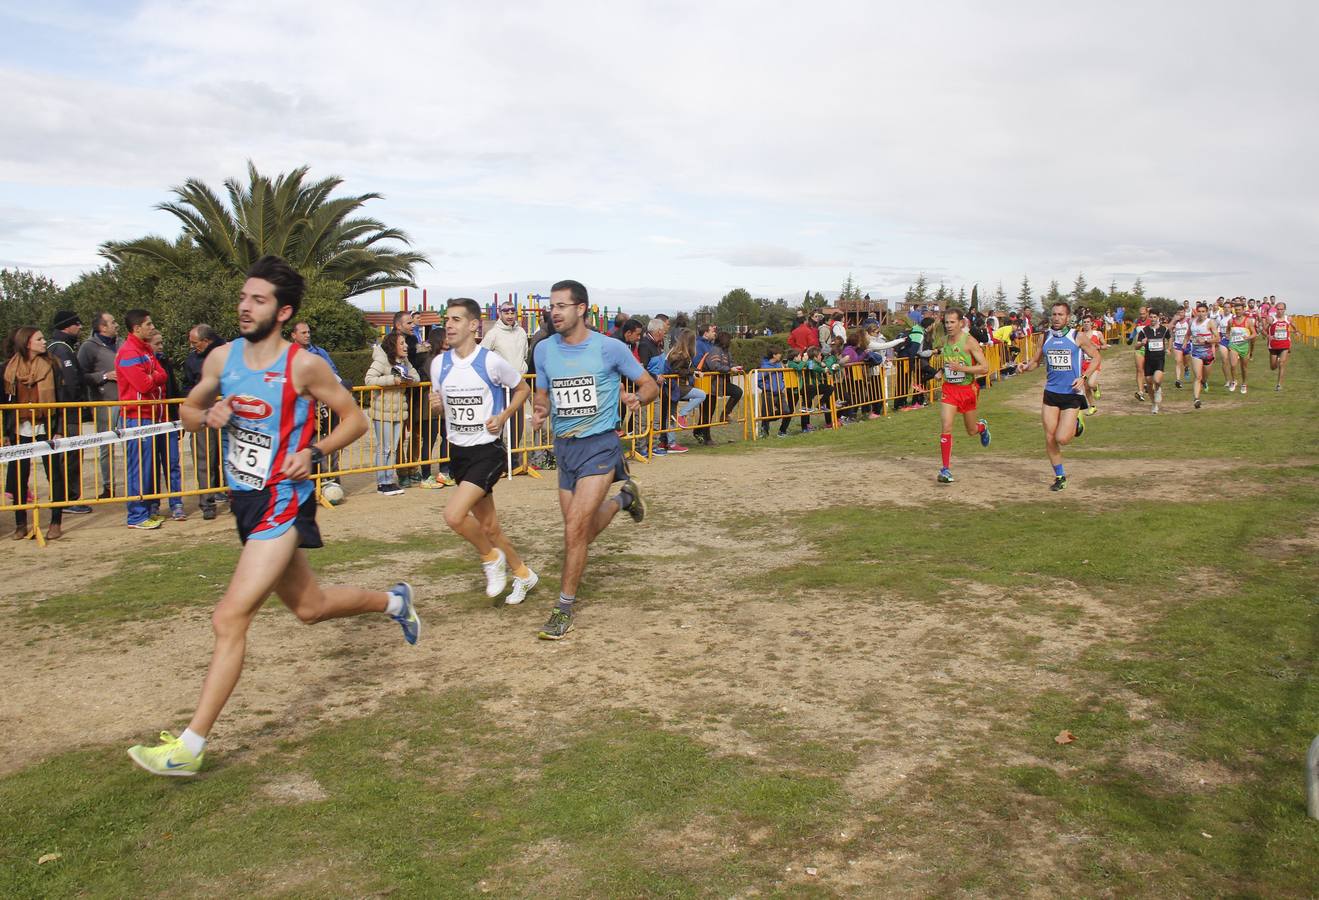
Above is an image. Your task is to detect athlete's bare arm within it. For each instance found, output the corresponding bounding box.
[181,344,234,433]
[1073,339,1101,391]
[280,352,368,481]
[624,372,660,410]
[959,337,990,376]
[1019,340,1045,373]
[486,379,533,435]
[531,387,551,430]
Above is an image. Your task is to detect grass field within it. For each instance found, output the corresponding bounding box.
[2,347,1316,898]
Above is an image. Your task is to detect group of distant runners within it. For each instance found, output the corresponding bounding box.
[126,262,1301,777]
[933,297,1297,493]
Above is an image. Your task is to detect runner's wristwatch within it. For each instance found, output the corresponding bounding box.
[308,445,326,467]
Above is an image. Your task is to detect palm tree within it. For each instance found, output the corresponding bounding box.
[102,162,429,295]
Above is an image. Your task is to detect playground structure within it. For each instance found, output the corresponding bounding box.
[361,288,626,337]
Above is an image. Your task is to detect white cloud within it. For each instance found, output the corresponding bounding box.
[0,0,1315,308]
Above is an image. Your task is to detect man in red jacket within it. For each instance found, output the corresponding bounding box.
[788,314,820,353]
[115,309,168,529]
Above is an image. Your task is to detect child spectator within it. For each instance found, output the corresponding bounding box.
[757,348,790,437]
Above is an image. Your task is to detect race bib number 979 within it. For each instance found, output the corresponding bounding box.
[445,391,485,434]
[551,375,599,417]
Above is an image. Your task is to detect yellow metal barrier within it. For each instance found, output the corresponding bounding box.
[1,320,1309,542]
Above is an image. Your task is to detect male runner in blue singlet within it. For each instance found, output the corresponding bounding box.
[530,280,660,639]
[1019,301,1101,491]
[127,256,421,777]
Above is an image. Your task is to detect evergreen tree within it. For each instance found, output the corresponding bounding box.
[1071,271,1088,302]
[1044,280,1064,306]
[1017,275,1034,313]
[839,272,863,302]
[1109,278,1118,296]
[993,282,1008,309]
[933,281,952,305]
[1132,277,1146,299]
[906,273,929,307]
[957,286,967,306]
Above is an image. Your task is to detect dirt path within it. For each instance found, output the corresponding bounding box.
[0,438,1185,782]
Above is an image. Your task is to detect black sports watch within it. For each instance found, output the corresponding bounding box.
[308,445,326,467]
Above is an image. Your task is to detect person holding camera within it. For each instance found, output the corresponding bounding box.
[365,329,418,495]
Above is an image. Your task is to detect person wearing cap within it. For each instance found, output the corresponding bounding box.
[77,311,122,498]
[481,300,531,470]
[46,311,93,514]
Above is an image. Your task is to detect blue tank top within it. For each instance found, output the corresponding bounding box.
[1042,329,1083,394]
[220,339,315,493]
[533,332,646,439]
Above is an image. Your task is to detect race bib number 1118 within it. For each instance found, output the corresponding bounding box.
[551,375,599,417]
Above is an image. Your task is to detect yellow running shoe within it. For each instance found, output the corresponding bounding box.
[127,731,203,776]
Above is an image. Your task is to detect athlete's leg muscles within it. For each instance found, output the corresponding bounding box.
[1054,408,1080,448]
[1277,349,1289,384]
[470,493,526,574]
[1041,404,1063,467]
[961,409,981,437]
[558,474,617,598]
[1237,351,1248,387]
[442,480,495,555]
[186,529,299,737]
[938,399,957,432]
[1192,358,1205,400]
[274,546,390,625]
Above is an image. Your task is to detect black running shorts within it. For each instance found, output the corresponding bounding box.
[1043,390,1089,411]
[449,441,508,495]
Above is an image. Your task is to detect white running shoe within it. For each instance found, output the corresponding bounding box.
[482,549,508,598]
[505,568,539,605]
[1227,382,1237,392]
[1240,386,1248,395]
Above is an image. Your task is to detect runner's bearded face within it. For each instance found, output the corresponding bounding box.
[238,277,286,343]
[1050,307,1069,330]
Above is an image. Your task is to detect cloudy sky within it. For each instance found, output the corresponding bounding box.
[2,0,1315,312]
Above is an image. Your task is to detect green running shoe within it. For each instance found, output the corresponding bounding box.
[1050,476,1067,492]
[538,608,575,641]
[127,731,203,777]
[620,478,646,523]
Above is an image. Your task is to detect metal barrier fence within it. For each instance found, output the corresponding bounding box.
[3,318,1313,544]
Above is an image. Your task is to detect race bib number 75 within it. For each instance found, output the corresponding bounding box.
[226,426,273,489]
[550,375,599,417]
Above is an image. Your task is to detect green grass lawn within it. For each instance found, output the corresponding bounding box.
[1,348,1316,897]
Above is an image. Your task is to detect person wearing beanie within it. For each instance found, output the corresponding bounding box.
[45,311,92,514]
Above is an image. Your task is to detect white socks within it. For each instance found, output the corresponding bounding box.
[180,728,207,756]
[385,591,405,617]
